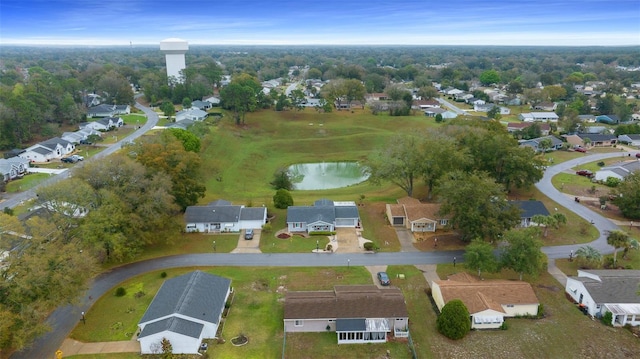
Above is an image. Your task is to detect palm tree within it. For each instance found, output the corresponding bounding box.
[531,214,556,237]
[607,230,629,267]
[622,238,639,260]
[575,245,602,268]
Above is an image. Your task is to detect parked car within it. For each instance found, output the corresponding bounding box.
[576,169,594,177]
[61,157,77,163]
[79,139,93,145]
[636,153,640,158]
[575,147,587,153]
[71,155,84,161]
[377,272,390,286]
[244,229,254,240]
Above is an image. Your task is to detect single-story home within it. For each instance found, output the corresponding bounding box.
[578,115,596,123]
[79,117,124,131]
[510,200,550,227]
[577,133,617,147]
[518,136,564,153]
[184,199,267,233]
[431,272,539,329]
[0,156,29,182]
[18,137,75,163]
[423,107,445,117]
[412,99,440,109]
[518,112,559,123]
[286,199,360,233]
[596,115,621,124]
[473,103,510,115]
[175,108,208,122]
[191,100,212,110]
[594,160,640,181]
[138,271,231,354]
[203,96,220,105]
[533,102,557,111]
[61,128,102,144]
[565,270,640,326]
[618,134,640,147]
[284,285,409,343]
[167,119,195,130]
[507,122,551,136]
[385,197,448,232]
[87,104,130,118]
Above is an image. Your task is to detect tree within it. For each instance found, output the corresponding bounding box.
[273,189,294,209]
[167,128,201,153]
[436,299,471,340]
[160,337,174,359]
[367,134,423,197]
[343,78,366,108]
[438,171,521,241]
[288,89,306,114]
[435,113,443,123]
[418,86,439,100]
[575,245,602,269]
[538,138,553,153]
[479,69,500,85]
[542,85,566,102]
[622,238,639,259]
[160,101,175,122]
[531,213,566,237]
[270,169,293,190]
[182,97,192,109]
[486,106,501,119]
[612,171,640,219]
[464,239,498,279]
[500,228,545,280]
[420,131,468,199]
[96,70,134,105]
[220,82,257,125]
[607,230,629,267]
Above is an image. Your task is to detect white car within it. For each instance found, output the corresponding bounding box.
[71,155,84,161]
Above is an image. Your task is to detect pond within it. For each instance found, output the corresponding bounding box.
[287,162,369,190]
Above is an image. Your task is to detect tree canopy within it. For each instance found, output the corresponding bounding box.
[436,299,471,340]
[500,228,546,280]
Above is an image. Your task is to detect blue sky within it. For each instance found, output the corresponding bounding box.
[1,0,639,46]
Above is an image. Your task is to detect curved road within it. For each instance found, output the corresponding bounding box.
[8,108,633,358]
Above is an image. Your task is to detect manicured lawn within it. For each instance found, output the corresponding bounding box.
[4,173,50,193]
[66,355,140,359]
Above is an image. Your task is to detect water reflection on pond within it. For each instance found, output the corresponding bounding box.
[287,162,369,190]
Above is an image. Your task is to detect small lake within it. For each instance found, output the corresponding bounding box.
[288,162,370,190]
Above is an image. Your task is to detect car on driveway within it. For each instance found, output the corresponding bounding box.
[244,229,254,240]
[576,169,593,177]
[575,147,587,153]
[377,272,390,286]
[71,155,84,161]
[61,157,77,163]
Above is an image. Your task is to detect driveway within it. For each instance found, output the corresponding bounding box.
[231,229,262,253]
[394,227,419,252]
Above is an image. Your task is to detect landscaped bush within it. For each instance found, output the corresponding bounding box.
[273,189,293,209]
[309,231,336,236]
[115,287,126,297]
[160,271,167,278]
[605,177,621,187]
[597,161,605,167]
[261,222,272,233]
[601,311,613,326]
[436,299,471,340]
[363,242,375,251]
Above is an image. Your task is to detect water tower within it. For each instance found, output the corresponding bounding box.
[160,38,188,84]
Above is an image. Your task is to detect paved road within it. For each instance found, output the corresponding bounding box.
[436,97,467,115]
[0,99,158,211]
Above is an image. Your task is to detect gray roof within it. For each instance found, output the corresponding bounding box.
[139,316,204,339]
[139,271,231,325]
[287,199,360,224]
[510,200,550,218]
[31,146,53,155]
[184,205,242,223]
[336,318,365,331]
[575,270,640,304]
[40,137,71,150]
[239,207,267,221]
[599,161,640,178]
[577,133,617,142]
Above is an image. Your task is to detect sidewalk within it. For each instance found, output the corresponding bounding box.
[546,259,568,287]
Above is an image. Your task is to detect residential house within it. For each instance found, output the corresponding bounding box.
[0,157,29,182]
[82,93,101,107]
[203,96,221,106]
[87,104,130,118]
[441,110,458,119]
[431,273,539,329]
[79,117,124,131]
[533,102,558,111]
[518,112,559,122]
[385,197,449,232]
[474,103,510,115]
[286,199,360,233]
[61,128,101,144]
[19,137,75,163]
[191,100,212,110]
[284,285,409,343]
[618,134,640,147]
[167,119,195,130]
[445,88,464,96]
[577,133,617,147]
[582,126,609,134]
[510,200,550,227]
[505,97,522,106]
[423,107,446,117]
[175,108,208,122]
[507,122,551,136]
[596,115,621,124]
[138,271,231,354]
[365,93,389,102]
[184,199,267,233]
[518,135,564,153]
[578,115,596,123]
[412,99,440,110]
[565,270,640,327]
[466,97,486,106]
[594,160,640,181]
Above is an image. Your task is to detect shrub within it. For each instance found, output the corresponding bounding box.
[601,311,613,326]
[597,161,605,167]
[537,303,545,318]
[273,189,293,209]
[500,322,508,330]
[161,271,167,278]
[436,299,471,340]
[326,244,333,252]
[3,207,14,215]
[605,177,621,187]
[363,242,375,251]
[115,287,126,297]
[262,222,272,233]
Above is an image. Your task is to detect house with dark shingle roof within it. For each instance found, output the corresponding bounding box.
[518,135,564,153]
[618,134,640,147]
[385,197,449,232]
[138,271,231,354]
[510,200,550,227]
[87,104,130,118]
[577,133,617,147]
[184,199,267,233]
[432,273,539,329]
[79,117,123,131]
[565,270,640,326]
[18,137,75,163]
[286,199,360,233]
[284,285,409,343]
[595,160,640,181]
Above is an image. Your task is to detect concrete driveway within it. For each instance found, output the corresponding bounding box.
[394,227,419,252]
[231,229,262,253]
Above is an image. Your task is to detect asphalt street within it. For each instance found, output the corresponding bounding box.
[6,101,634,358]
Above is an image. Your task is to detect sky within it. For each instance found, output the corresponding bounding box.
[1,0,639,46]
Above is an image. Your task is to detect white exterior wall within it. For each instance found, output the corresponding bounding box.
[410,219,436,232]
[288,222,307,233]
[595,170,624,181]
[565,277,599,316]
[284,318,334,332]
[239,219,265,230]
[502,303,538,317]
[471,309,504,329]
[431,282,445,310]
[335,218,358,227]
[139,331,201,355]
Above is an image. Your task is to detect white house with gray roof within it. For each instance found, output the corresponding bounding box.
[138,271,231,354]
[286,199,360,233]
[565,270,640,326]
[184,199,267,233]
[18,137,75,163]
[176,108,208,122]
[594,160,640,181]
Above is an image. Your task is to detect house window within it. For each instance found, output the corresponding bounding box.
[440,219,448,225]
[506,304,514,308]
[294,320,303,327]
